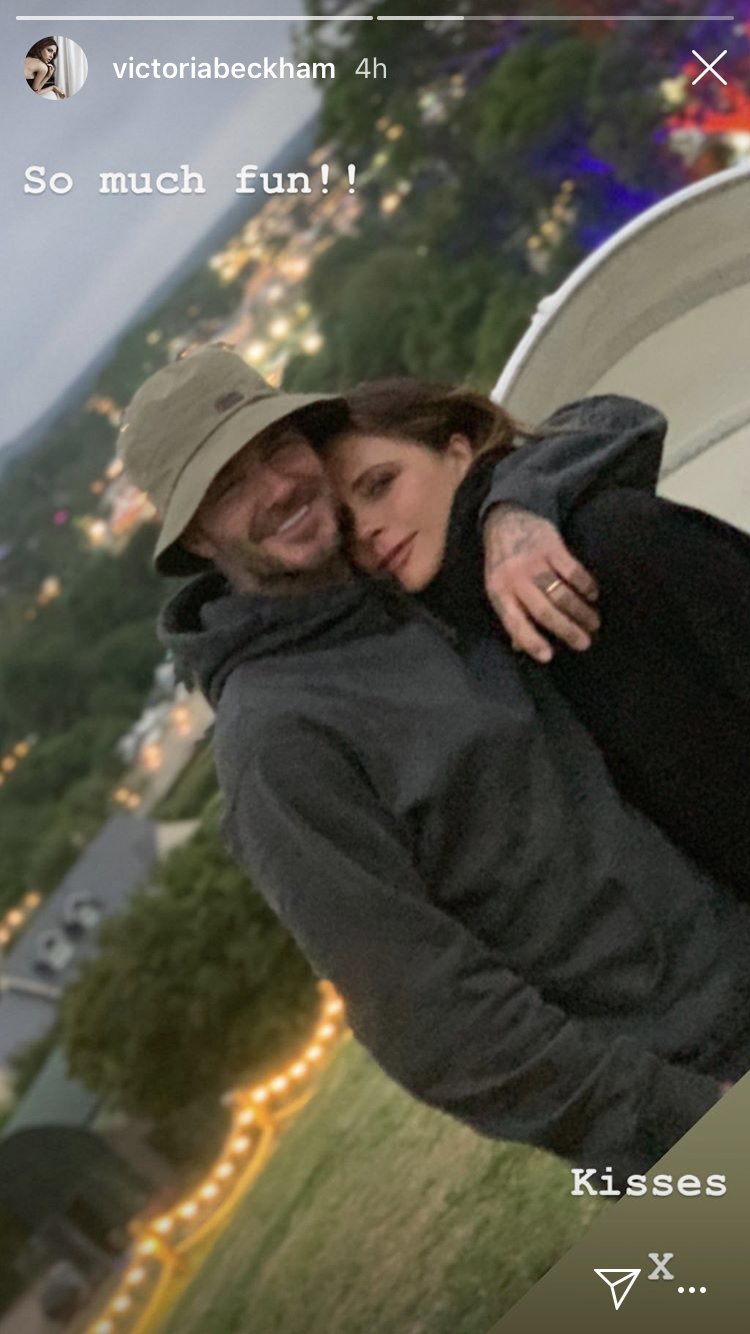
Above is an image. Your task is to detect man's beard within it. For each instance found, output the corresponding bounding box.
[220,528,347,596]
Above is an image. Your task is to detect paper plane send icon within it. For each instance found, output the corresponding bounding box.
[595,1268,641,1310]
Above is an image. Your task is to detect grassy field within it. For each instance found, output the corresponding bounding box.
[159,1036,603,1334]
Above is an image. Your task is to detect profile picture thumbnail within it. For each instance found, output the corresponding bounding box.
[25,35,88,101]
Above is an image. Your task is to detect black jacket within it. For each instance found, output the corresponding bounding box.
[157,395,750,1179]
[421,393,666,648]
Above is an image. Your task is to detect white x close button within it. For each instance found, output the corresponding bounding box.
[692,50,728,85]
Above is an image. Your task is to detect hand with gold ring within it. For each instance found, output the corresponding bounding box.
[483,504,601,664]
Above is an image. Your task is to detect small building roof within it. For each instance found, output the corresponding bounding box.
[1,1045,99,1139]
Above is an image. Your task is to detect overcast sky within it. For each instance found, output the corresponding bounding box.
[3,2,321,449]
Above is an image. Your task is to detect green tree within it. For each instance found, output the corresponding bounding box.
[89,618,163,701]
[473,36,597,160]
[60,811,320,1120]
[64,549,162,642]
[4,717,127,808]
[0,632,93,734]
[0,800,58,907]
[472,273,546,388]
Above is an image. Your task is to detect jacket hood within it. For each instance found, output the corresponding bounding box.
[157,569,423,709]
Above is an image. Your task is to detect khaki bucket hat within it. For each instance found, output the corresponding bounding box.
[118,344,348,576]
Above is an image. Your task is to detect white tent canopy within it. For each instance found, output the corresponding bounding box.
[493,164,750,531]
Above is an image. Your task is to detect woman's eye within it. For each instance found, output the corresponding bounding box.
[365,473,394,500]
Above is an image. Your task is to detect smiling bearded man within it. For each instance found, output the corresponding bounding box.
[180,419,345,592]
[119,342,351,592]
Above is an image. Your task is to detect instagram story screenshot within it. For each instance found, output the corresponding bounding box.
[2,3,750,1332]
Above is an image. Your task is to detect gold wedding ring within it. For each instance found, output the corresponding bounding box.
[544,578,564,597]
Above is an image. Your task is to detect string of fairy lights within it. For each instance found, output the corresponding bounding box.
[0,740,43,941]
[112,787,142,812]
[526,179,577,274]
[0,889,42,952]
[86,982,348,1334]
[0,736,35,794]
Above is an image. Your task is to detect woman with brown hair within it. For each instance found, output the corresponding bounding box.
[325,379,750,898]
[25,38,65,98]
